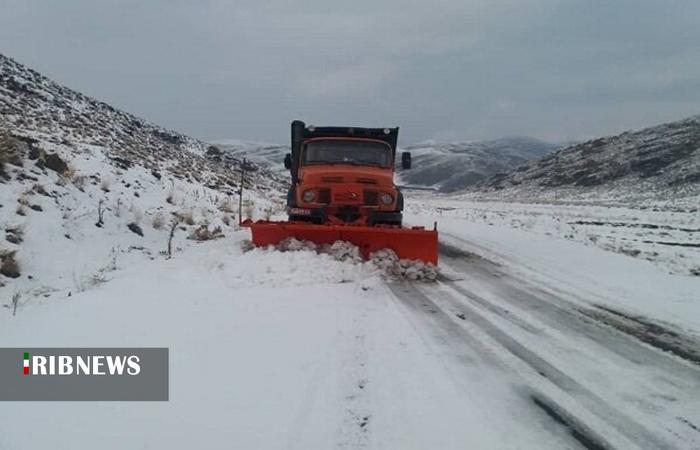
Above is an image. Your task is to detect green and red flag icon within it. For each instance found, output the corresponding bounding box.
[23,352,29,375]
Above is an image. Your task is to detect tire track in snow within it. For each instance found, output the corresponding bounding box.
[440,239,700,384]
[335,287,373,449]
[431,238,700,449]
[425,280,675,450]
[388,280,631,449]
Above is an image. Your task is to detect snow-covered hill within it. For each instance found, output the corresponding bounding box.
[0,53,285,296]
[211,139,289,174]
[476,115,700,204]
[399,137,557,192]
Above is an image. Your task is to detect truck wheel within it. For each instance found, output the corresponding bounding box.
[286,186,296,208]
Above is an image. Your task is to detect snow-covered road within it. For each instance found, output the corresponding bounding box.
[389,234,700,450]
[1,211,699,449]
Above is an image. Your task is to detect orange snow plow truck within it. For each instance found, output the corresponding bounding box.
[244,120,438,265]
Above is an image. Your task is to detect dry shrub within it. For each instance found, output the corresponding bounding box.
[17,194,30,206]
[58,165,76,186]
[218,196,236,213]
[73,174,87,191]
[176,210,195,226]
[152,212,165,230]
[0,250,20,278]
[16,205,26,216]
[166,181,176,205]
[0,133,24,178]
[32,183,50,196]
[189,224,224,241]
[113,198,123,217]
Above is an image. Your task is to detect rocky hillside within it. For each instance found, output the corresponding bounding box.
[478,116,700,203]
[0,53,284,194]
[0,53,285,297]
[399,137,557,192]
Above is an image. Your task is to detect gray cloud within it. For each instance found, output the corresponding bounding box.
[1,0,699,144]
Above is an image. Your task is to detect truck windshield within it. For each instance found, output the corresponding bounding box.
[302,140,391,167]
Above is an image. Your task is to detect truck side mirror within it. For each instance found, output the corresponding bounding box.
[284,153,292,170]
[401,152,411,170]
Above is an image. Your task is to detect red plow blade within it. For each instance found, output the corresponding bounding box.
[243,221,438,265]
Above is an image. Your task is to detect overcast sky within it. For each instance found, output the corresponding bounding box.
[2,0,700,144]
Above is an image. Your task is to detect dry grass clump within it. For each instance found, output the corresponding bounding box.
[0,133,24,179]
[0,250,20,278]
[152,212,165,230]
[218,196,236,213]
[58,165,77,186]
[73,174,87,190]
[17,194,30,206]
[176,209,195,226]
[189,224,224,241]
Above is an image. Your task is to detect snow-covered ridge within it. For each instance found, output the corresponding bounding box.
[475,115,700,204]
[399,137,558,192]
[0,52,285,194]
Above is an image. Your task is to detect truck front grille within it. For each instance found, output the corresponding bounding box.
[363,190,379,206]
[318,188,331,204]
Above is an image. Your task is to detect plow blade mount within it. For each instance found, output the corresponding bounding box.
[246,221,438,265]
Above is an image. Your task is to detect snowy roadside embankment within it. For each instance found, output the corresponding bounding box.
[0,138,283,307]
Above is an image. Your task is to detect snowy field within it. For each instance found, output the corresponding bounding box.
[2,189,699,449]
[407,195,700,277]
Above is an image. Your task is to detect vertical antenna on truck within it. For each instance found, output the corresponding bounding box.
[238,158,246,225]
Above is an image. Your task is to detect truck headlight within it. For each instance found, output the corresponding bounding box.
[380,193,393,205]
[302,190,316,202]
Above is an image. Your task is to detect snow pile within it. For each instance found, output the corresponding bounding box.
[369,248,438,281]
[268,238,438,282]
[230,238,373,287]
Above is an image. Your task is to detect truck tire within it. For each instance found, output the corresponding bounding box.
[286,186,296,208]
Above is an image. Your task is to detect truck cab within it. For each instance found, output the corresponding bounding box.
[284,120,411,226]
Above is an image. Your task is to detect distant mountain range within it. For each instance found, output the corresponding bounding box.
[212,136,559,193]
[398,137,559,192]
[477,115,700,203]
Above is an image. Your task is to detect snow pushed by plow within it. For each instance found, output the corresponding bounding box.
[253,237,439,282]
